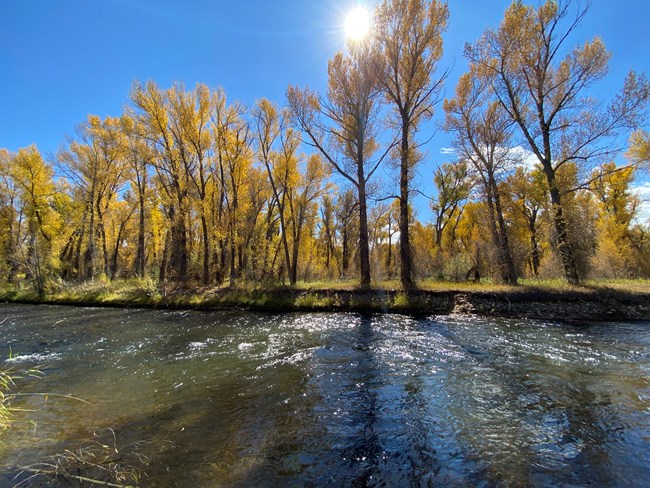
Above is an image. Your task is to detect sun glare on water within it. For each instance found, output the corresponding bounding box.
[345,6,371,41]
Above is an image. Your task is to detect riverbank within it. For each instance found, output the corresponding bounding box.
[1,279,648,321]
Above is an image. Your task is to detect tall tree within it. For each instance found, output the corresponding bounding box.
[431,161,471,248]
[318,194,338,275]
[168,83,214,284]
[121,115,152,277]
[212,91,253,286]
[590,162,640,277]
[373,0,449,289]
[507,167,547,277]
[335,189,359,278]
[368,201,399,278]
[254,100,329,285]
[466,0,650,284]
[444,69,518,284]
[287,45,387,287]
[129,81,194,282]
[0,149,21,282]
[58,115,126,280]
[11,146,61,295]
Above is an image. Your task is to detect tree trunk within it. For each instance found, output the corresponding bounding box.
[179,213,188,280]
[399,124,414,289]
[159,230,170,284]
[238,243,244,280]
[201,214,210,285]
[216,239,227,285]
[110,220,128,280]
[488,175,518,285]
[290,235,299,286]
[357,182,371,287]
[495,195,518,285]
[73,221,85,281]
[541,130,579,284]
[279,211,293,286]
[84,202,95,280]
[169,206,188,282]
[229,235,237,286]
[435,222,443,248]
[134,193,146,277]
[325,235,331,270]
[529,221,540,276]
[100,218,109,277]
[386,231,392,273]
[5,214,16,283]
[550,186,580,284]
[59,230,77,280]
[342,228,349,274]
[484,186,504,279]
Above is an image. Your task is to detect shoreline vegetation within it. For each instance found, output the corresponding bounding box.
[1,279,648,322]
[1,1,650,309]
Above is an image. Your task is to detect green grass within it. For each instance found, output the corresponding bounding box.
[0,277,647,315]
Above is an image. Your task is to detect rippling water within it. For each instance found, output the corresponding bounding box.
[1,304,649,486]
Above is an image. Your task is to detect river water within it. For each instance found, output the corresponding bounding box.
[1,304,649,487]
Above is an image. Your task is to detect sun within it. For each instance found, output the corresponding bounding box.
[345,6,371,42]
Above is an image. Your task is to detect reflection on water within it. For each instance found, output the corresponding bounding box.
[1,304,649,486]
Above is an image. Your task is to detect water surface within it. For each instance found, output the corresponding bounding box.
[1,304,649,486]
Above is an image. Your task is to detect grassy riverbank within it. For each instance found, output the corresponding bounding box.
[1,278,648,321]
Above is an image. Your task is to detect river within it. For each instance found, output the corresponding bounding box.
[1,304,649,486]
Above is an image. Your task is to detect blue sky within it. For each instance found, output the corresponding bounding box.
[1,0,649,219]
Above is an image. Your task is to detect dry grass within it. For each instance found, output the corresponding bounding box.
[0,277,647,314]
[1,354,43,436]
[13,428,149,487]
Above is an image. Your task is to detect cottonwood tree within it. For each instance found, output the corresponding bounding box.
[11,146,61,295]
[168,83,214,284]
[120,115,152,277]
[239,165,271,279]
[254,100,290,280]
[58,115,127,280]
[431,161,471,249]
[129,81,194,282]
[466,0,650,284]
[335,189,359,278]
[444,69,518,284]
[254,99,329,285]
[368,200,399,278]
[373,0,449,289]
[212,91,253,286]
[106,197,136,280]
[0,149,21,282]
[318,194,338,276]
[590,162,641,277]
[507,167,547,277]
[287,44,388,287]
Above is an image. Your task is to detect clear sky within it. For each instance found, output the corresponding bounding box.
[2,0,649,218]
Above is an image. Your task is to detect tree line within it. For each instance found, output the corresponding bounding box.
[1,0,649,296]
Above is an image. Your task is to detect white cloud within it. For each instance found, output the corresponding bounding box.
[510,145,540,171]
[439,147,456,155]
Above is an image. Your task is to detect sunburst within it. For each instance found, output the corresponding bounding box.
[345,6,371,42]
